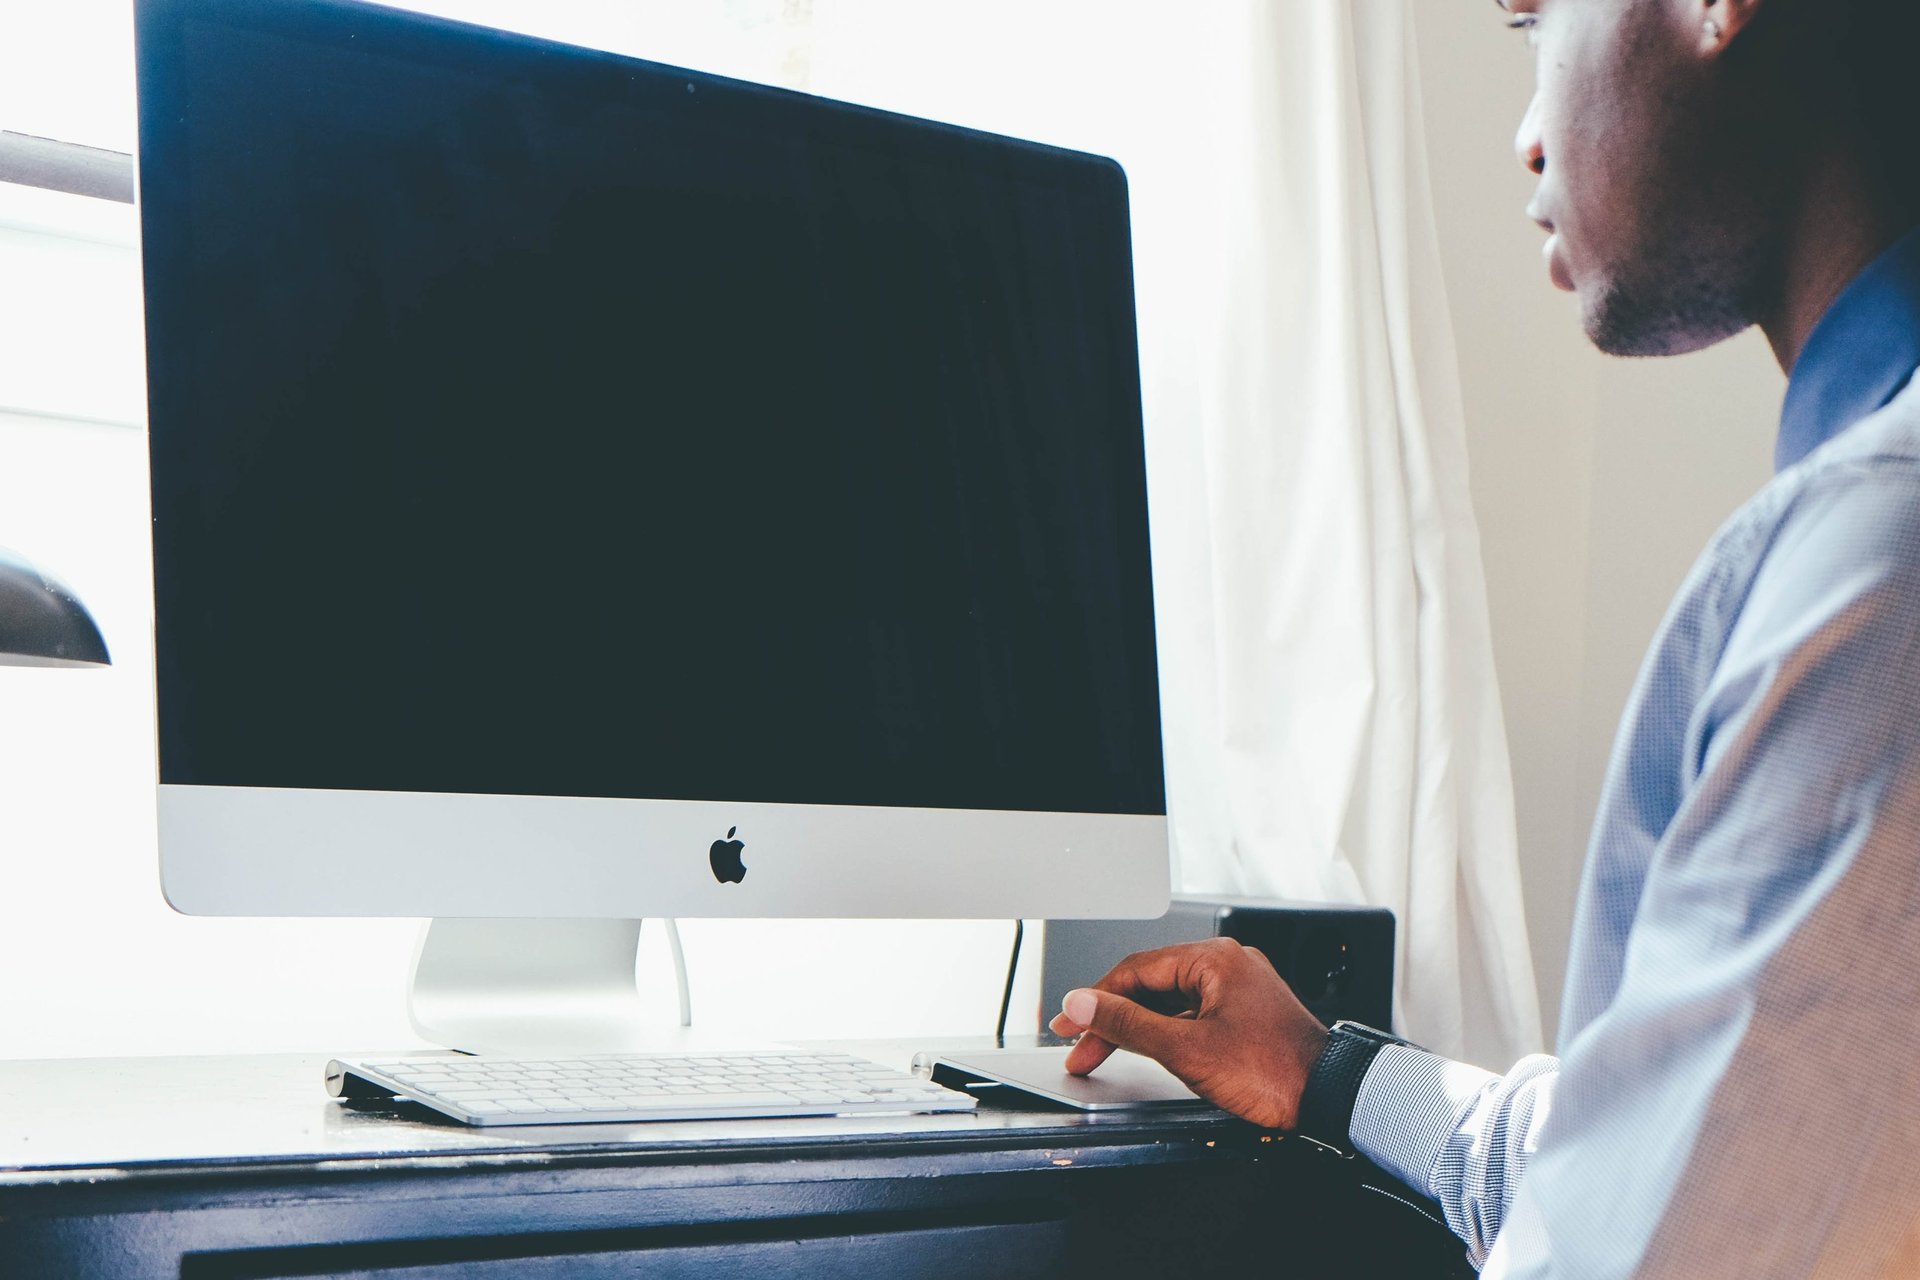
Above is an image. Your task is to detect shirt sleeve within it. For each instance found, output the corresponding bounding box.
[1360,459,1920,1276]
[1350,1045,1560,1267]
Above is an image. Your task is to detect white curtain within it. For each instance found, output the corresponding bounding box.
[338,0,1545,1065]
[1116,3,1546,1066]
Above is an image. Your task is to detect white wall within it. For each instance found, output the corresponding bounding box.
[1412,12,1782,1042]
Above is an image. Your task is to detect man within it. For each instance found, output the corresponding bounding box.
[1052,0,1920,1274]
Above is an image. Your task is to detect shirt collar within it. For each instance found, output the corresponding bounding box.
[1777,225,1920,472]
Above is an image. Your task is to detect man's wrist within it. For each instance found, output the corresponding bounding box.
[1278,1020,1330,1129]
[1291,1021,1408,1156]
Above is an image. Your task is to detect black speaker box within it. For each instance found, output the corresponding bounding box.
[1040,896,1396,1033]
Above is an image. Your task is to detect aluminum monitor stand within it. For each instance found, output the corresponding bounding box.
[407,919,691,1057]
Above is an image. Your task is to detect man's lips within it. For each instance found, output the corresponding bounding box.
[1529,205,1576,294]
[1543,232,1575,293]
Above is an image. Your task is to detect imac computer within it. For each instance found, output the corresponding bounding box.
[135,0,1168,1054]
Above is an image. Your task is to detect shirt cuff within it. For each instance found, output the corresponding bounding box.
[1348,1043,1498,1197]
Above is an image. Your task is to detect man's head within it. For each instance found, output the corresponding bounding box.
[1505,0,1919,359]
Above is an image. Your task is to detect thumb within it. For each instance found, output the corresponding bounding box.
[1061,987,1189,1071]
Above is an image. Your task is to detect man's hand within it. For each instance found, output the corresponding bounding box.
[1048,937,1331,1131]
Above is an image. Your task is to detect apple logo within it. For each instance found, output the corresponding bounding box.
[709,826,747,884]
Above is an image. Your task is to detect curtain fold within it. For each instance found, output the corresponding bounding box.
[1150,1,1542,1063]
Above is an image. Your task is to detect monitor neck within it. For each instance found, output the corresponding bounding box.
[407,918,690,1056]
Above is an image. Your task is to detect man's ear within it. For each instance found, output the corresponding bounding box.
[1695,0,1766,56]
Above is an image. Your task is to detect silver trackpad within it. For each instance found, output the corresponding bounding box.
[930,1047,1211,1111]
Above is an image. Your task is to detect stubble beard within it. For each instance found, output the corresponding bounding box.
[1582,223,1769,358]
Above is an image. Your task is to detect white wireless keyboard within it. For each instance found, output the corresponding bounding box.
[325,1051,978,1126]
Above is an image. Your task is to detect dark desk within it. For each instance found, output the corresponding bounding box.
[0,1047,1470,1277]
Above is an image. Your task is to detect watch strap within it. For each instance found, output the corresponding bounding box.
[1293,1020,1405,1157]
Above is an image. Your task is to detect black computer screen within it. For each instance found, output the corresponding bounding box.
[137,0,1164,816]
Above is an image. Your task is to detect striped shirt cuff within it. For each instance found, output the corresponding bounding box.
[1348,1043,1498,1196]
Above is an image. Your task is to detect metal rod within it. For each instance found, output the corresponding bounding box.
[0,131,134,204]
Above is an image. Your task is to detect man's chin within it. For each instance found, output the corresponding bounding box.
[1581,280,1751,359]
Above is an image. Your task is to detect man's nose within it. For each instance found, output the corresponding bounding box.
[1515,92,1546,176]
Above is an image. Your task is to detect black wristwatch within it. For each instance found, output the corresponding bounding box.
[1293,1020,1408,1157]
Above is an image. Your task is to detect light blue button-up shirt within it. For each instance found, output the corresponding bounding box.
[1351,227,1920,1277]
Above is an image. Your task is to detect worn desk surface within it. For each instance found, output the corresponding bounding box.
[0,1038,1244,1182]
[0,1041,1472,1278]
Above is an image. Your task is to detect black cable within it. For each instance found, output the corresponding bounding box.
[995,918,1025,1048]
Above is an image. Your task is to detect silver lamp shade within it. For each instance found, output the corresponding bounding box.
[0,546,110,668]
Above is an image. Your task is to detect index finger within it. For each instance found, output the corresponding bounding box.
[1088,937,1241,1011]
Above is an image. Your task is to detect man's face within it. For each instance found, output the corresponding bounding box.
[1504,0,1775,356]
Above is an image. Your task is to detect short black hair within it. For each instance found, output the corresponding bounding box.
[1737,0,1920,216]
